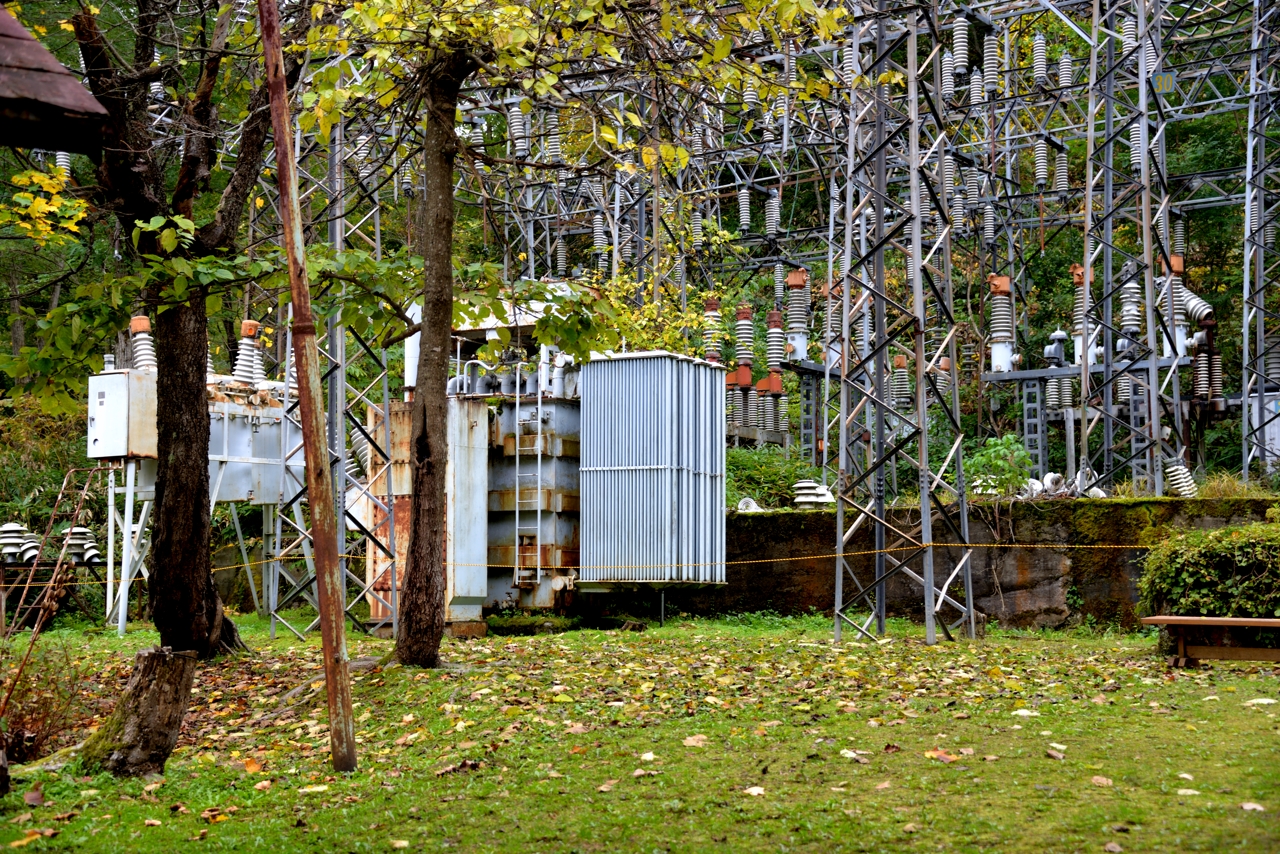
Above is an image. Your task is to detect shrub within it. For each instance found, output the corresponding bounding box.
[726,445,823,510]
[965,434,1032,497]
[1138,522,1280,618]
[0,639,89,764]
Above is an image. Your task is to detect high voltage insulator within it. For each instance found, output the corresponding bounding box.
[738,185,751,232]
[988,284,1014,341]
[951,191,966,231]
[953,22,968,75]
[1158,279,1186,325]
[1115,371,1131,403]
[1034,139,1049,190]
[966,169,981,209]
[735,304,755,366]
[620,222,633,262]
[130,316,157,371]
[941,50,955,100]
[743,82,759,112]
[592,212,606,256]
[1120,274,1142,330]
[1163,459,1198,497]
[1174,219,1187,256]
[942,154,955,191]
[841,43,856,84]
[746,387,759,428]
[1121,18,1137,59]
[774,263,786,308]
[545,113,562,163]
[765,190,781,237]
[1266,336,1280,384]
[766,311,785,368]
[891,356,913,409]
[1195,349,1211,397]
[1182,285,1213,323]
[207,347,215,376]
[471,122,485,150]
[778,393,789,433]
[1059,53,1074,87]
[510,109,528,158]
[1054,149,1069,195]
[55,151,71,174]
[983,204,996,245]
[969,70,984,106]
[1045,375,1061,410]
[691,209,704,252]
[762,112,776,144]
[231,320,262,386]
[1129,122,1143,170]
[725,381,735,423]
[788,279,808,335]
[1267,221,1277,250]
[984,33,999,93]
[1033,33,1048,86]
[1144,33,1158,74]
[1211,351,1223,399]
[556,236,568,277]
[703,297,722,360]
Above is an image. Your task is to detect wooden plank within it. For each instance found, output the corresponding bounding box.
[1185,645,1280,663]
[1141,616,1280,628]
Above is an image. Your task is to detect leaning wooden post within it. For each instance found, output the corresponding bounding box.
[257,0,357,772]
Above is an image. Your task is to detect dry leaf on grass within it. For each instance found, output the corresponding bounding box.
[597,780,619,793]
[1177,789,1201,796]
[743,786,765,796]
[1242,802,1265,812]
[391,841,410,849]
[254,780,272,791]
[682,734,708,747]
[1092,776,1113,787]
[632,769,659,778]
[1046,749,1065,761]
[875,781,891,790]
[144,819,162,827]
[924,748,960,764]
[243,757,263,774]
[1104,844,1123,853]
[8,814,31,825]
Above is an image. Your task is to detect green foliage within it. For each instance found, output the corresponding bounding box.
[725,445,822,509]
[0,397,93,531]
[1139,522,1280,618]
[965,434,1033,496]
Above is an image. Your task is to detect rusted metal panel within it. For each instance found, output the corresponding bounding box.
[446,398,489,622]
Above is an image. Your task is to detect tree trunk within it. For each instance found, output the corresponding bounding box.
[396,56,477,667]
[80,647,197,776]
[150,296,243,658]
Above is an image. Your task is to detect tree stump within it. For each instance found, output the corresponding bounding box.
[80,647,197,776]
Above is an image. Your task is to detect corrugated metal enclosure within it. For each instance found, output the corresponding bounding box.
[579,352,726,585]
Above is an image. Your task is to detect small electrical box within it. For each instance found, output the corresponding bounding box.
[87,371,158,459]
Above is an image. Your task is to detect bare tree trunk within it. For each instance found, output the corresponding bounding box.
[80,647,197,776]
[396,56,477,667]
[8,276,22,357]
[150,297,243,657]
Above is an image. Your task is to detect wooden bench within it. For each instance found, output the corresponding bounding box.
[1141,616,1280,667]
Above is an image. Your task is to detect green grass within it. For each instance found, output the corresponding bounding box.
[6,613,1280,852]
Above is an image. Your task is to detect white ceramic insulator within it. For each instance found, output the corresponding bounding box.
[941,50,955,100]
[1035,139,1049,189]
[592,213,606,254]
[1144,35,1158,75]
[1211,352,1223,399]
[1059,53,1073,88]
[546,114,562,163]
[1055,149,1069,194]
[989,292,1014,341]
[510,110,527,158]
[891,368,912,407]
[620,223,633,262]
[738,185,751,232]
[1266,336,1280,384]
[1122,18,1137,57]
[132,330,157,372]
[1174,219,1187,256]
[704,309,721,353]
[983,204,996,245]
[765,192,781,237]
[736,319,755,362]
[1181,285,1213,323]
[556,237,568,276]
[55,151,72,174]
[1194,350,1211,397]
[471,123,485,149]
[1163,459,1198,497]
[984,34,998,92]
[1129,122,1143,170]
[1033,33,1048,85]
[841,44,856,84]
[774,263,785,307]
[1045,377,1061,410]
[232,338,261,385]
[778,394,789,433]
[788,286,807,335]
[747,388,759,428]
[1115,373,1131,403]
[1120,278,1142,329]
[1074,281,1087,335]
[726,383,735,422]
[953,23,968,75]
[967,170,981,208]
[767,326,785,368]
[743,83,758,111]
[969,71,984,106]
[692,210,704,251]
[207,348,215,376]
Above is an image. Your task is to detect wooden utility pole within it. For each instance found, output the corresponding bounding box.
[257,0,357,772]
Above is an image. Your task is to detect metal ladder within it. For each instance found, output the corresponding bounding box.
[512,361,543,587]
[1021,380,1046,479]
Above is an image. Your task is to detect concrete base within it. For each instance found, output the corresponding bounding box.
[445,620,488,639]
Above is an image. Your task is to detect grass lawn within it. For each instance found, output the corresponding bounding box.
[4,612,1279,852]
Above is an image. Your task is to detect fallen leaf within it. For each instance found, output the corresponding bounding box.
[632,769,659,777]
[391,842,410,849]
[8,814,31,825]
[983,755,999,762]
[1050,743,1067,752]
[565,725,588,735]
[188,830,209,842]
[1010,709,1039,717]
[1242,802,1265,812]
[8,831,40,849]
[1046,750,1065,761]
[1091,694,1108,705]
[883,743,901,754]
[875,781,891,790]
[1104,844,1123,853]
[1177,789,1201,796]
[952,712,970,720]
[547,771,564,779]
[254,780,272,791]
[1177,773,1194,781]
[743,786,765,796]
[597,780,619,793]
[143,780,164,794]
[243,757,263,774]
[762,721,782,727]
[51,812,78,822]
[22,789,43,808]
[1092,776,1113,787]
[924,748,959,764]
[1244,698,1276,706]
[435,760,480,778]
[144,819,162,827]
[298,785,329,794]
[640,752,655,762]
[959,748,975,756]
[838,704,857,714]
[903,823,919,833]
[682,735,708,747]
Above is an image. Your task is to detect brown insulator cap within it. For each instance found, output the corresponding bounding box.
[766,310,783,328]
[1069,263,1086,286]
[893,354,909,369]
[704,296,721,312]
[987,274,1011,296]
[129,316,151,334]
[736,303,753,320]
[786,268,809,288]
[241,319,262,338]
